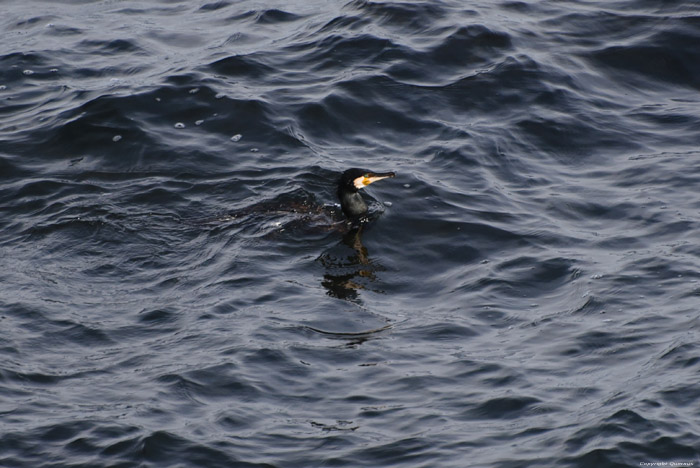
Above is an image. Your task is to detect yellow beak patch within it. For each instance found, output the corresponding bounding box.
[353,174,393,189]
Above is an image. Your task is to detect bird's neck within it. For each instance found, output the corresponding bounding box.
[339,190,368,218]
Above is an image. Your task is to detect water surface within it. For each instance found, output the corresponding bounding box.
[1,1,700,466]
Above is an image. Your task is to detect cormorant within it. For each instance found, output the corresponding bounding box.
[337,168,395,220]
[201,168,395,233]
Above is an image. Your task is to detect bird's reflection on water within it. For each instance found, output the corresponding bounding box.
[301,221,396,345]
[317,224,387,303]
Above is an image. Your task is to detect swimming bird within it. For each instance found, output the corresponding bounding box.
[337,168,395,220]
[201,168,395,233]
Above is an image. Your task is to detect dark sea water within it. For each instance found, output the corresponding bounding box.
[2,0,700,466]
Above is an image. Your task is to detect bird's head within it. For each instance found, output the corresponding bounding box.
[339,168,395,193]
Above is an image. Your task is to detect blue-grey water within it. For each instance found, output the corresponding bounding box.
[2,1,700,467]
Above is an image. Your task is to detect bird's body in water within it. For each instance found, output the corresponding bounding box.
[203,168,395,235]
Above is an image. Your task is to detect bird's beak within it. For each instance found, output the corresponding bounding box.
[353,171,395,189]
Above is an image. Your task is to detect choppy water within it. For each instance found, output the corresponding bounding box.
[2,1,700,467]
